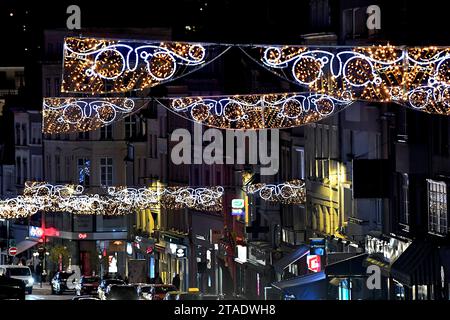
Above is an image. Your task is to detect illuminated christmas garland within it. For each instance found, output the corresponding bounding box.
[161,92,353,129]
[0,182,224,218]
[62,37,229,93]
[245,179,306,204]
[243,45,450,115]
[42,97,148,133]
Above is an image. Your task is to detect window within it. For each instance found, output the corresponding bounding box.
[427,179,448,236]
[31,123,42,145]
[100,157,113,186]
[16,157,21,184]
[15,123,21,145]
[21,123,27,145]
[54,78,60,96]
[45,78,51,96]
[124,115,136,139]
[77,158,90,185]
[399,173,410,225]
[100,125,112,140]
[32,155,42,181]
[55,155,61,182]
[22,158,27,183]
[294,147,305,180]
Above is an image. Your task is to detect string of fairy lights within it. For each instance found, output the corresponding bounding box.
[0,181,305,219]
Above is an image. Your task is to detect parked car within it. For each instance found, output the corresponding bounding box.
[163,291,200,300]
[137,284,154,300]
[51,271,77,295]
[0,275,26,300]
[0,265,34,294]
[148,284,177,300]
[76,276,100,296]
[97,279,125,300]
[104,284,139,300]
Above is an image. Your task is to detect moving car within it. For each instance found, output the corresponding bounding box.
[0,265,34,294]
[97,279,125,300]
[148,284,177,300]
[76,276,100,296]
[163,291,201,300]
[104,284,139,300]
[0,275,26,300]
[51,271,77,294]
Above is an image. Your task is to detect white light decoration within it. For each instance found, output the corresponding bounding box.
[62,37,229,93]
[161,92,354,129]
[0,182,224,219]
[245,179,306,204]
[243,45,450,115]
[43,97,147,133]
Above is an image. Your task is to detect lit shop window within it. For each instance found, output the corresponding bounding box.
[427,179,448,236]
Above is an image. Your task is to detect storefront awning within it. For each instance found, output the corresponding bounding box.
[273,245,310,274]
[325,253,368,277]
[16,240,39,255]
[272,272,327,300]
[390,240,439,287]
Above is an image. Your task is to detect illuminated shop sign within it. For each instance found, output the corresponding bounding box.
[310,238,326,256]
[29,226,44,238]
[231,198,245,216]
[307,255,321,273]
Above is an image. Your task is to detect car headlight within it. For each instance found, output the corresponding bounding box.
[28,277,34,286]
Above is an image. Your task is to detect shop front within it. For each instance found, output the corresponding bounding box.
[243,241,274,300]
[156,232,189,291]
[362,233,411,300]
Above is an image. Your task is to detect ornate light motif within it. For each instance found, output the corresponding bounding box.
[245,179,306,204]
[62,37,229,93]
[243,45,450,115]
[43,97,148,133]
[0,182,224,218]
[161,92,353,129]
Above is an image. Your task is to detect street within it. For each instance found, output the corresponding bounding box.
[26,284,73,301]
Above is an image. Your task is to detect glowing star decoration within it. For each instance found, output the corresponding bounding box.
[0,182,224,219]
[62,37,229,93]
[245,179,306,204]
[43,97,148,133]
[158,92,354,129]
[243,45,450,115]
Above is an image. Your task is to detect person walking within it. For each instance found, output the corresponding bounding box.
[172,274,180,290]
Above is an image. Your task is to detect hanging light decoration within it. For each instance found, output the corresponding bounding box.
[159,92,353,129]
[245,179,306,204]
[62,37,229,93]
[43,97,148,133]
[243,45,450,115]
[0,182,224,219]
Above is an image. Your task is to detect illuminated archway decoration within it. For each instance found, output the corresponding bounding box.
[245,179,306,204]
[159,92,354,129]
[62,37,229,93]
[243,45,450,115]
[43,97,149,133]
[0,182,224,219]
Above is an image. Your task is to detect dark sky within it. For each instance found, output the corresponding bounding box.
[1,0,450,65]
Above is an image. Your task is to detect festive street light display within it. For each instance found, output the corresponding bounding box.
[243,45,450,115]
[43,97,149,133]
[0,182,225,218]
[245,179,306,204]
[161,92,353,129]
[62,37,229,93]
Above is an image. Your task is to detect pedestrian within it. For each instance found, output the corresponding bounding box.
[154,272,162,284]
[172,274,180,290]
